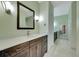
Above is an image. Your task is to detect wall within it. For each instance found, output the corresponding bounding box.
[68,3,73,54]
[39,2,54,51]
[48,2,54,50]
[39,2,49,34]
[71,2,77,51]
[68,1,77,56]
[0,1,40,39]
[76,1,79,56]
[54,15,68,32]
[54,2,71,17]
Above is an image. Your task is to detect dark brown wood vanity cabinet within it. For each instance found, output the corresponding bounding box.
[0,42,30,57]
[29,39,38,57]
[0,35,47,57]
[14,42,30,57]
[30,36,47,57]
[29,38,42,57]
[37,39,42,57]
[41,36,47,56]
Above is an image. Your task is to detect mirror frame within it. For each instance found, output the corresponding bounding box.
[17,1,35,29]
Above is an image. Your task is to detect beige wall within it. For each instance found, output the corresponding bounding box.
[76,1,79,56]
[0,1,40,39]
[68,1,77,56]
[39,2,49,34]
[48,2,54,50]
[39,2,54,50]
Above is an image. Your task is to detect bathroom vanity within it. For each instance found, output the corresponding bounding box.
[0,35,47,57]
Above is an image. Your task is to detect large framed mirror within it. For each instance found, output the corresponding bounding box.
[17,1,35,29]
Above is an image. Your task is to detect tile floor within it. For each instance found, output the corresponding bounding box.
[44,34,76,57]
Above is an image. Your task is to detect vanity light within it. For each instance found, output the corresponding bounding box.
[1,1,14,15]
[35,15,44,22]
[35,15,39,22]
[35,15,39,20]
[54,22,57,27]
[39,15,43,22]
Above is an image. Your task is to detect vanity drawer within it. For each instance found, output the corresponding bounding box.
[4,47,17,57]
[15,42,29,53]
[15,47,30,57]
[29,39,38,46]
[0,42,30,57]
[0,50,11,57]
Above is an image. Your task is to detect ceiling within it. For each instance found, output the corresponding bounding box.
[38,1,72,16]
[51,1,72,7]
[53,1,72,16]
[38,1,72,7]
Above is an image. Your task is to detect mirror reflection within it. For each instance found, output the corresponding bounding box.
[17,2,35,29]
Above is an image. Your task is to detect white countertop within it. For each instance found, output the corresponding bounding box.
[0,33,47,51]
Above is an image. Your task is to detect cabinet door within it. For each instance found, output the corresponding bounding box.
[41,37,45,56]
[41,36,47,57]
[0,41,30,57]
[37,40,42,57]
[15,46,30,57]
[15,42,30,57]
[30,45,37,57]
[5,47,17,57]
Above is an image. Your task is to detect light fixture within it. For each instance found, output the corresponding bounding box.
[1,1,14,15]
[39,15,43,22]
[54,22,57,27]
[35,15,39,22]
[35,16,39,20]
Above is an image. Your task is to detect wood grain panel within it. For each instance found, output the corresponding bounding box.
[0,35,48,57]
